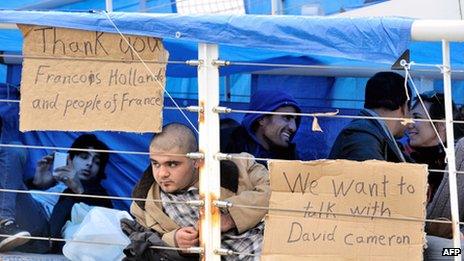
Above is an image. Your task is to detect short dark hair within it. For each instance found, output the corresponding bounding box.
[364,72,411,111]
[151,123,198,154]
[68,134,110,181]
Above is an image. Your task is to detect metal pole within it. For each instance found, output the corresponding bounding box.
[441,39,461,259]
[139,0,147,12]
[105,0,113,12]
[271,0,282,15]
[412,20,464,41]
[198,43,221,261]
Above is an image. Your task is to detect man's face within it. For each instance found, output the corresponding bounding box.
[150,147,198,193]
[70,148,101,181]
[259,106,298,148]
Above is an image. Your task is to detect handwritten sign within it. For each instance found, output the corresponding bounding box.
[262,160,427,260]
[19,25,169,132]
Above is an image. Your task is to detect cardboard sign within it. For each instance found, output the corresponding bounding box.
[262,160,427,260]
[19,25,169,132]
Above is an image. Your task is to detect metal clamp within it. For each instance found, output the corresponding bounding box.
[187,247,204,254]
[185,106,202,112]
[186,152,205,159]
[214,248,234,256]
[186,200,205,207]
[214,153,232,161]
[212,59,230,67]
[438,65,451,74]
[213,106,232,114]
[185,60,202,66]
[214,200,232,209]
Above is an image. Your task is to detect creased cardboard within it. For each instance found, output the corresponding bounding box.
[262,159,427,260]
[19,25,169,132]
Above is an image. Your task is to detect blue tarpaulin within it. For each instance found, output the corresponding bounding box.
[0,10,413,76]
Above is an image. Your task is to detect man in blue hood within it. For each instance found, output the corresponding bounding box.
[221,90,301,161]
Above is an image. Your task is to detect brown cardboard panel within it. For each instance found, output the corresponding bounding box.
[263,160,427,260]
[19,25,168,132]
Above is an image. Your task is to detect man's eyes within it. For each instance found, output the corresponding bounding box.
[151,162,178,168]
[152,162,160,168]
[168,162,178,168]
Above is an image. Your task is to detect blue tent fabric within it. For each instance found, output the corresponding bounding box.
[0,10,413,66]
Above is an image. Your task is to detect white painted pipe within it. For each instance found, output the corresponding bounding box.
[441,40,462,260]
[412,20,464,41]
[198,43,221,261]
[105,0,113,12]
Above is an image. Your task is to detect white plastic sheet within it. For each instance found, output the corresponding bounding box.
[62,203,133,261]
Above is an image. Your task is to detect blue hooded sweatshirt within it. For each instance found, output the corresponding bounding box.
[221,90,301,161]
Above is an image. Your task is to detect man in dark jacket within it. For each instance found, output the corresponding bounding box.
[328,71,459,259]
[329,72,411,162]
[221,90,301,161]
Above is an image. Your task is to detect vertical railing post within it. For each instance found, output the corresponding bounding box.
[271,0,283,15]
[198,43,221,261]
[442,39,461,259]
[105,0,113,12]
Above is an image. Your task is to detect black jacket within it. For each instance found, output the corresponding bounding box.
[329,109,407,163]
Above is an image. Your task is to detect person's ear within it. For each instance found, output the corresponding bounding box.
[258,116,270,127]
[192,159,201,169]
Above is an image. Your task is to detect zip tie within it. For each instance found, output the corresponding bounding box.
[214,248,234,256]
[213,106,232,114]
[212,59,230,67]
[186,152,205,159]
[186,200,204,207]
[185,60,201,66]
[214,153,233,160]
[186,106,202,112]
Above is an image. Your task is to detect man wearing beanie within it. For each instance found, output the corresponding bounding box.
[221,90,301,161]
